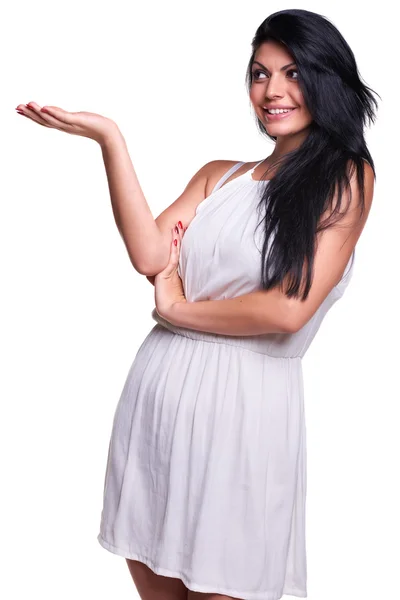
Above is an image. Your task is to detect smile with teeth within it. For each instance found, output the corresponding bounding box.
[265,108,295,114]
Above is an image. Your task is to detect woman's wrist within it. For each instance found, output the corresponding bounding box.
[98,121,124,149]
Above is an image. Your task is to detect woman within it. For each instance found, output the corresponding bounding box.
[16,8,378,600]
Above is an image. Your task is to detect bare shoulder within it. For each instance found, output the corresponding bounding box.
[362,159,375,195]
[347,158,375,186]
[347,158,375,216]
[204,159,253,196]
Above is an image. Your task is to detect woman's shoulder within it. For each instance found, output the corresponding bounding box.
[207,158,258,170]
[204,159,258,195]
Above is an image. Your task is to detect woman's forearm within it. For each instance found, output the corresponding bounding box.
[100,127,163,274]
[166,290,295,336]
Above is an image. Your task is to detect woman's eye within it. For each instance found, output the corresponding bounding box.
[252,70,266,80]
[287,69,298,80]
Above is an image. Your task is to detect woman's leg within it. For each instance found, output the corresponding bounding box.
[126,559,189,600]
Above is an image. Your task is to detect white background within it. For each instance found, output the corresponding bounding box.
[1,1,397,599]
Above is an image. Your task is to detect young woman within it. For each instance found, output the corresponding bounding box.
[16,8,378,600]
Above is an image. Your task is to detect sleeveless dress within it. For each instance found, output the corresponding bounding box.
[97,160,356,600]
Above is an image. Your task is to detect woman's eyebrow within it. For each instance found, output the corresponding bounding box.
[252,61,296,72]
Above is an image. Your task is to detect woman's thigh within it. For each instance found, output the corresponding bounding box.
[126,559,188,600]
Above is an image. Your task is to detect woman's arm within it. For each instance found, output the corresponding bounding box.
[100,129,163,274]
[167,290,293,335]
[102,130,216,277]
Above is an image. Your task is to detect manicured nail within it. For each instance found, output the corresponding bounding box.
[178,221,183,229]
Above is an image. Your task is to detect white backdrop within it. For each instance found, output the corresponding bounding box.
[1,1,397,599]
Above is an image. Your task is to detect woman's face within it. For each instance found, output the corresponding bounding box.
[249,40,313,139]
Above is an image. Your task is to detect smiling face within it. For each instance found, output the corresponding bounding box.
[250,40,313,142]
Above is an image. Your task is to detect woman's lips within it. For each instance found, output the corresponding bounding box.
[263,107,297,121]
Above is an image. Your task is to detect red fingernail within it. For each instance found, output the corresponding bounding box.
[174,239,177,246]
[41,107,50,113]
[178,221,183,229]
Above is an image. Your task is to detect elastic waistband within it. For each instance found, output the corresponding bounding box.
[151,308,300,359]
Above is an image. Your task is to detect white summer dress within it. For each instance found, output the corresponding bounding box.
[97,160,356,600]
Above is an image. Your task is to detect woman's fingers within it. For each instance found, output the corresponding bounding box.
[174,220,185,242]
[36,104,75,126]
[27,102,68,124]
[16,104,54,128]
[17,102,72,130]
[16,101,117,143]
[25,101,41,111]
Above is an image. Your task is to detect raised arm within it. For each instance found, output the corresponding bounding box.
[16,101,214,278]
[100,129,164,274]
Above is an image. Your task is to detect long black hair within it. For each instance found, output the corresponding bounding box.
[245,9,380,300]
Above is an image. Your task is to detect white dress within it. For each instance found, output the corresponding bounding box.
[97,160,355,600]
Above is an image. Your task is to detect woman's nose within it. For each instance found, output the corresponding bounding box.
[265,76,285,99]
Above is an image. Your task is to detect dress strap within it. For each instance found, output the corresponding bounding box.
[248,159,266,176]
[211,161,245,194]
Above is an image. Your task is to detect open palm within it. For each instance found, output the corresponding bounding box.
[15,101,118,145]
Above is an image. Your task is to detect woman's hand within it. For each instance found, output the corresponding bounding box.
[154,221,187,320]
[15,102,118,146]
